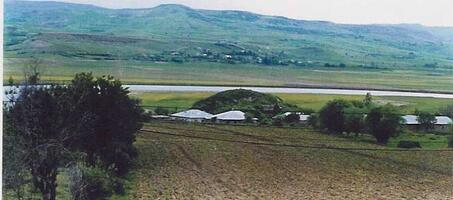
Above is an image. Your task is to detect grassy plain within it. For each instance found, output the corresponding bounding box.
[5,57,453,92]
[115,122,453,199]
[132,92,453,114]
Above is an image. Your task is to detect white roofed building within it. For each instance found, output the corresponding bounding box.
[402,115,452,132]
[170,109,213,122]
[273,112,311,124]
[212,111,246,123]
[402,115,419,125]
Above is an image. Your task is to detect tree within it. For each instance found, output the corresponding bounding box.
[7,75,14,86]
[307,114,319,129]
[416,111,436,132]
[366,105,402,144]
[3,111,29,200]
[439,104,453,119]
[6,73,144,199]
[67,73,144,176]
[284,113,300,124]
[9,85,76,200]
[319,99,351,134]
[23,58,45,84]
[363,93,373,107]
[155,106,170,115]
[344,107,365,136]
[449,136,453,148]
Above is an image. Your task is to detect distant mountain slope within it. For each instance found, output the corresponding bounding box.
[5,1,453,69]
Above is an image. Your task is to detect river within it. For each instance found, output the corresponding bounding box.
[125,85,453,99]
[4,85,453,99]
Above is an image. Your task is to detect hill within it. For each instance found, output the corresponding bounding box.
[4,1,453,91]
[5,1,453,68]
[192,89,298,116]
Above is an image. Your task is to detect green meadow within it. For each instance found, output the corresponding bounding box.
[5,58,453,92]
[132,92,453,114]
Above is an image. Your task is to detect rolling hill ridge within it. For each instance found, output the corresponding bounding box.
[5,1,453,69]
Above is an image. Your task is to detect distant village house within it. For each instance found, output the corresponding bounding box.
[170,109,213,122]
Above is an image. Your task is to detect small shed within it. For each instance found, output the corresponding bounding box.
[170,109,213,122]
[273,112,311,124]
[212,111,246,123]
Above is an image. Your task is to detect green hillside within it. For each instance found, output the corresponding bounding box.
[4,1,453,90]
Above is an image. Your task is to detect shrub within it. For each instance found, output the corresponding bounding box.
[307,114,319,129]
[155,106,170,115]
[319,99,351,134]
[397,141,422,149]
[284,113,300,124]
[366,105,402,144]
[416,111,436,132]
[68,164,112,200]
[449,136,453,148]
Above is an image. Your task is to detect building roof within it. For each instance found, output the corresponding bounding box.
[300,115,311,121]
[213,111,246,121]
[273,112,310,121]
[402,115,452,125]
[435,116,453,125]
[171,109,213,119]
[402,115,419,125]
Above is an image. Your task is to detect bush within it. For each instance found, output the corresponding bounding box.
[307,114,319,129]
[448,136,453,148]
[397,141,422,149]
[366,105,402,144]
[155,106,170,115]
[273,117,284,127]
[68,164,112,200]
[319,99,351,134]
[284,113,300,124]
[416,111,436,132]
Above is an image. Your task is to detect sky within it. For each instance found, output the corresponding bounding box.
[27,0,453,27]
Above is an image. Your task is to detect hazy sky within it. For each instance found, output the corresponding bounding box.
[29,0,453,27]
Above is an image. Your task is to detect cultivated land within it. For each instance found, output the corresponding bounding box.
[132,92,453,114]
[112,122,453,199]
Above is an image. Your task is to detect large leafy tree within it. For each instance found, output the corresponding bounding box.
[6,73,144,199]
[416,111,436,132]
[67,73,144,176]
[319,99,351,134]
[366,105,402,144]
[8,85,79,200]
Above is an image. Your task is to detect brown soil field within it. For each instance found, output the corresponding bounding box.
[122,122,453,200]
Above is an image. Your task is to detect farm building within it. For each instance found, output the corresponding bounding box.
[402,115,452,132]
[170,109,213,122]
[273,112,311,124]
[212,111,247,123]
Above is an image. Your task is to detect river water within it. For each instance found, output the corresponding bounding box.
[125,85,453,99]
[4,85,453,99]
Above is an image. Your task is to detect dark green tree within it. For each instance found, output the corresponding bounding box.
[9,85,75,200]
[284,113,300,124]
[344,107,365,136]
[155,106,170,115]
[319,99,351,134]
[416,111,436,132]
[366,105,402,144]
[67,73,144,176]
[363,93,373,107]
